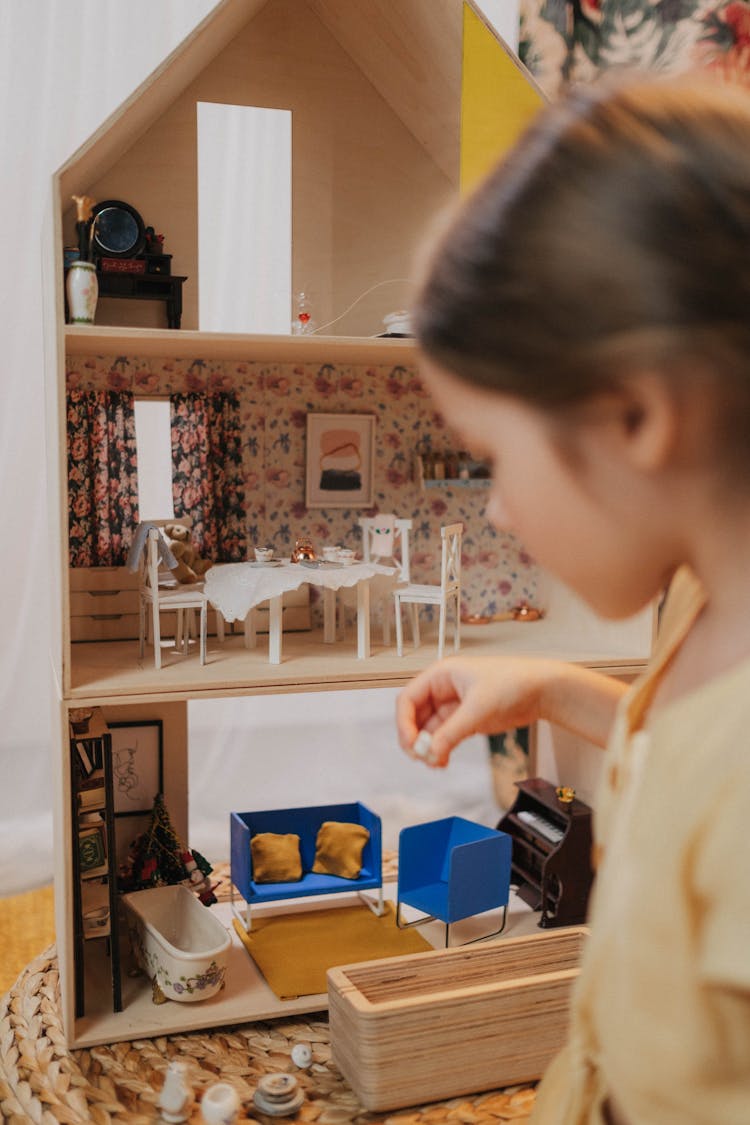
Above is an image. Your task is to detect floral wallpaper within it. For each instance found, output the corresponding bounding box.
[66,355,541,621]
[519,1,750,99]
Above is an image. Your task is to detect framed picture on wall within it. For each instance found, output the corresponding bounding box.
[109,720,163,816]
[305,412,375,508]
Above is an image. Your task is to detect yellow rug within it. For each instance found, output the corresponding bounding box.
[0,885,55,995]
[233,900,431,999]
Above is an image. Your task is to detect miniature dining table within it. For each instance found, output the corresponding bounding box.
[204,559,398,663]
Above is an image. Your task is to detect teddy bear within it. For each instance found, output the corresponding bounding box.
[162,523,213,584]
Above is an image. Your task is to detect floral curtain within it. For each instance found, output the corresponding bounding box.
[519,1,750,100]
[171,391,246,561]
[67,389,138,566]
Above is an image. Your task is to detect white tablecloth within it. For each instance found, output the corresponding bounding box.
[204,560,397,623]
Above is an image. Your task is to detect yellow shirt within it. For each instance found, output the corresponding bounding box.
[531,568,750,1125]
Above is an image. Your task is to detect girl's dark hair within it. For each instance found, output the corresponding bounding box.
[413,76,750,423]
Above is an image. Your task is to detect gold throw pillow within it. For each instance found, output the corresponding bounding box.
[251,832,303,883]
[312,821,370,880]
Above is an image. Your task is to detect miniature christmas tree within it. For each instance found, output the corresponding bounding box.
[119,793,218,904]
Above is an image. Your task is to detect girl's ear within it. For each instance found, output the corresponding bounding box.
[605,373,680,473]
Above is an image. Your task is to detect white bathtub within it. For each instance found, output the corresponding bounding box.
[123,885,230,1003]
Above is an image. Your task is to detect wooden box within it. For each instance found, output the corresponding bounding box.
[328,927,587,1112]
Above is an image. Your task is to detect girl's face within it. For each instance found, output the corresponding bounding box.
[421,360,676,620]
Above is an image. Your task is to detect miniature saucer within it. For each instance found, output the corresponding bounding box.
[253,1088,304,1117]
[291,1042,312,1068]
[253,1074,304,1117]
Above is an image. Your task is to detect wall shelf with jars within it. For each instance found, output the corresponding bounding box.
[415,451,492,491]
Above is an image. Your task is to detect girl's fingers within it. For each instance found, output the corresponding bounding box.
[397,658,494,765]
[427,703,482,766]
[395,665,451,752]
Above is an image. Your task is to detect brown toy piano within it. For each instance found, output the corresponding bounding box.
[497,777,594,928]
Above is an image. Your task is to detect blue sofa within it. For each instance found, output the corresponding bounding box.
[230,802,383,930]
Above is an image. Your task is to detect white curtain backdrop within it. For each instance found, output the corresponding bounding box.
[0,1,217,897]
[0,1,500,898]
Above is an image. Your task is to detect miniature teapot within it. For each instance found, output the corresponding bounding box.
[291,536,316,563]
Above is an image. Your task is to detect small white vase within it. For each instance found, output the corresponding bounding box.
[159,1060,194,1123]
[66,260,98,325]
[201,1081,241,1124]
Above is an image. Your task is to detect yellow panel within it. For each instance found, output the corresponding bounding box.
[460,4,545,192]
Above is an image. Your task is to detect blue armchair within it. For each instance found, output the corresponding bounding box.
[396,816,512,946]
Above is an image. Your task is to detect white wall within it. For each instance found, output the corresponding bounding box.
[188,690,497,861]
[197,102,292,333]
[477,0,521,52]
[0,0,218,896]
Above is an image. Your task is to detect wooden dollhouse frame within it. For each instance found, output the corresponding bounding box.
[46,0,653,1049]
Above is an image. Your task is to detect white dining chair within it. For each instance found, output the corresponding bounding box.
[394,522,463,659]
[138,525,209,668]
[139,516,226,651]
[358,514,413,644]
[360,515,412,578]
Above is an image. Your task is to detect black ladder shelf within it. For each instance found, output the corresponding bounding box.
[69,707,122,1017]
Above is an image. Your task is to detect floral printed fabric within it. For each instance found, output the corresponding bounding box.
[519,1,750,99]
[171,391,246,562]
[67,388,138,567]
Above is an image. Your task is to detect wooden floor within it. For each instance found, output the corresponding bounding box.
[68,618,649,704]
[73,885,542,1049]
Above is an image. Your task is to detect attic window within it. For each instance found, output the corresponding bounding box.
[134,398,174,521]
[197,102,292,334]
[475,0,520,51]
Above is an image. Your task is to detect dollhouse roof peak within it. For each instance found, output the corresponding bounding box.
[57,0,541,197]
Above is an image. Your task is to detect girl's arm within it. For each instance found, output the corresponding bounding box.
[396,656,628,767]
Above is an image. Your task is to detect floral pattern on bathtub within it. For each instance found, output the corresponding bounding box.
[66,355,542,618]
[127,920,226,1003]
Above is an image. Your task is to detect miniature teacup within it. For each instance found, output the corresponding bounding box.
[201,1081,241,1125]
[254,546,274,562]
[322,545,341,561]
[338,547,356,561]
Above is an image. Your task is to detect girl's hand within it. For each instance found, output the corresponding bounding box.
[396,656,549,768]
[396,656,626,767]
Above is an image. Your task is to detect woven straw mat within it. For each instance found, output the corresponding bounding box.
[0,945,536,1125]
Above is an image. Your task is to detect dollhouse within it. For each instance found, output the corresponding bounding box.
[47,0,653,1048]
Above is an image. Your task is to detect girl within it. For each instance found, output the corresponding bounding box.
[396,76,750,1125]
